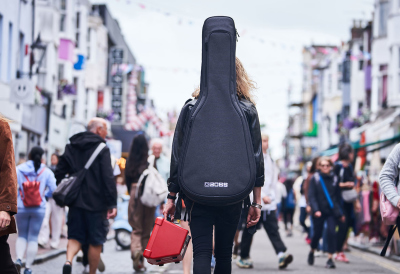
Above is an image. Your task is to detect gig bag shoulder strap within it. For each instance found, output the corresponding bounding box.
[84,143,106,170]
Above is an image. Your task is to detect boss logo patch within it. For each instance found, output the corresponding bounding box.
[204,182,228,187]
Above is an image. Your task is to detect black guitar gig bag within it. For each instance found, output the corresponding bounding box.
[178,16,256,206]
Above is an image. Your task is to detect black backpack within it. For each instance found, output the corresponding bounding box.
[178,16,256,206]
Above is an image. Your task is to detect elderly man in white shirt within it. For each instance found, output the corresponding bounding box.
[236,134,293,270]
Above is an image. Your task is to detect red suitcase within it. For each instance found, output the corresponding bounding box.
[143,217,191,266]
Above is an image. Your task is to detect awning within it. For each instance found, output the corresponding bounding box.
[320,134,400,156]
[111,125,146,154]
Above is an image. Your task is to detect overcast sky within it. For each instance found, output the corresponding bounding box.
[92,0,374,158]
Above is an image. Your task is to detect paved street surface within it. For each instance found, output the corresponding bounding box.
[28,227,399,274]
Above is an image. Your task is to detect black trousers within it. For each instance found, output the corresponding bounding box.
[240,210,287,259]
[310,214,337,254]
[189,201,242,274]
[336,201,353,252]
[0,235,18,274]
[299,207,310,236]
[283,208,295,230]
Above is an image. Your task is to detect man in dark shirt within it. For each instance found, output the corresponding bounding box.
[56,118,117,274]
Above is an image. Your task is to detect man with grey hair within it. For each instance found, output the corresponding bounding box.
[55,117,117,274]
[150,138,170,182]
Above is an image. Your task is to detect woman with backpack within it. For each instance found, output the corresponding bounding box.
[163,55,264,273]
[307,157,344,269]
[15,147,57,274]
[125,134,151,272]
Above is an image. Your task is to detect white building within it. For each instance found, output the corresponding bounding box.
[0,0,35,161]
[317,47,342,151]
[366,0,400,154]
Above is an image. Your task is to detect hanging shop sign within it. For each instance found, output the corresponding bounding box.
[301,136,318,148]
[9,79,35,105]
[110,48,124,123]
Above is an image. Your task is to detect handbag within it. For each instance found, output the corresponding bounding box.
[339,165,358,203]
[53,143,106,207]
[380,191,399,225]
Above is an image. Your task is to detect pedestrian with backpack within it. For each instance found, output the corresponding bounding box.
[236,134,293,270]
[126,134,168,271]
[307,157,345,269]
[282,178,296,236]
[14,147,57,274]
[334,143,361,263]
[163,17,264,274]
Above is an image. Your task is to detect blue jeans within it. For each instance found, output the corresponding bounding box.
[15,208,46,242]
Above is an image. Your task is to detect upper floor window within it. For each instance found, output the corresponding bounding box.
[60,14,66,32]
[60,0,66,11]
[76,12,80,29]
[379,1,389,37]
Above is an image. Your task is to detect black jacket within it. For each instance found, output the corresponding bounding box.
[308,171,343,218]
[55,131,117,211]
[168,98,265,194]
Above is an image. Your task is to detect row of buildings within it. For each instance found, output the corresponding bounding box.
[0,0,161,163]
[284,0,400,180]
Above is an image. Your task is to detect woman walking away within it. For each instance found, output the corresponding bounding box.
[0,115,19,274]
[15,147,57,274]
[334,143,361,263]
[163,52,264,273]
[308,157,344,269]
[125,134,151,272]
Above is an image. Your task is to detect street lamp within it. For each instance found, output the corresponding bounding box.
[29,33,47,79]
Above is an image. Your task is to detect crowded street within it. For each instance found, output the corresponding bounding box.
[20,226,399,273]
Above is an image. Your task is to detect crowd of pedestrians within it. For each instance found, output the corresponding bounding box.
[1,83,400,274]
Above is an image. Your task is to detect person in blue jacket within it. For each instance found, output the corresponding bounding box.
[14,147,57,274]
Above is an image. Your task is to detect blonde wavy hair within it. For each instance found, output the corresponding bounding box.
[192,57,257,104]
[0,113,11,123]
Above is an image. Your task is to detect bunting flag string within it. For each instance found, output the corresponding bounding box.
[114,0,304,49]
[125,66,171,136]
